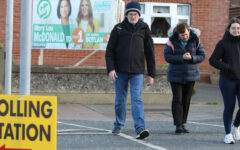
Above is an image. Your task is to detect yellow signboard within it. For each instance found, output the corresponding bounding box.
[0,95,57,150]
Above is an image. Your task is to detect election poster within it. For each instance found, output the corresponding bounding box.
[32,0,122,50]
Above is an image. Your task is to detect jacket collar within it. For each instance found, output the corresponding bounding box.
[223,31,240,41]
[123,18,145,29]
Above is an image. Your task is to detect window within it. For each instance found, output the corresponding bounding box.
[140,3,191,44]
[140,4,145,14]
[177,5,190,16]
[151,17,170,38]
[153,6,170,14]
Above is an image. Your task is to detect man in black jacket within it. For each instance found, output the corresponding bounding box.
[105,1,156,140]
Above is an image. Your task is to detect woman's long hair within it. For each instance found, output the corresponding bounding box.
[76,0,95,32]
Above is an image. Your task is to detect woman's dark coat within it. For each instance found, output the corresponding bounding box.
[164,28,205,83]
[209,31,240,80]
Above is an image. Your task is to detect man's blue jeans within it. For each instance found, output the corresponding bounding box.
[113,72,145,134]
[219,75,240,134]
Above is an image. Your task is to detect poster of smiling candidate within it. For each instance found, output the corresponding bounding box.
[32,0,123,50]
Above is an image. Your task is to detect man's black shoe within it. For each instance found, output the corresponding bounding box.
[136,129,149,140]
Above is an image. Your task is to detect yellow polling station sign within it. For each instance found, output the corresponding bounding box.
[0,95,57,150]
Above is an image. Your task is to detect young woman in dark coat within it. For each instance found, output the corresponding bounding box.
[164,23,205,134]
[209,17,240,144]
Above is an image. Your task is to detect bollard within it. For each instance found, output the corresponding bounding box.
[0,41,5,94]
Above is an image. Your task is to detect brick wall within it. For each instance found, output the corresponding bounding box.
[0,0,229,82]
[0,0,6,52]
[230,7,240,18]
[231,0,240,7]
[230,0,240,19]
[0,0,21,65]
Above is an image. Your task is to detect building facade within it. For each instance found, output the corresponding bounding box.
[230,0,240,19]
[0,0,230,82]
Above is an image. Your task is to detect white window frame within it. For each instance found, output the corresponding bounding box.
[140,2,191,44]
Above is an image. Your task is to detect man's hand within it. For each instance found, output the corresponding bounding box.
[147,76,154,86]
[109,70,117,82]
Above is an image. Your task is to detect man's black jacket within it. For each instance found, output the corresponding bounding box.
[105,18,156,78]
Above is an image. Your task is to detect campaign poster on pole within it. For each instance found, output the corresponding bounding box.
[32,0,116,50]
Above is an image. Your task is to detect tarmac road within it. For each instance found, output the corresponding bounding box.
[57,83,240,150]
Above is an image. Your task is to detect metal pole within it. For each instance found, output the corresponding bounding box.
[4,0,14,95]
[19,0,33,95]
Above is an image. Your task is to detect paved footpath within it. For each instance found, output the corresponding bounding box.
[57,83,240,150]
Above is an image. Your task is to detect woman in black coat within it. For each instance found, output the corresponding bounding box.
[164,23,205,134]
[209,17,240,144]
